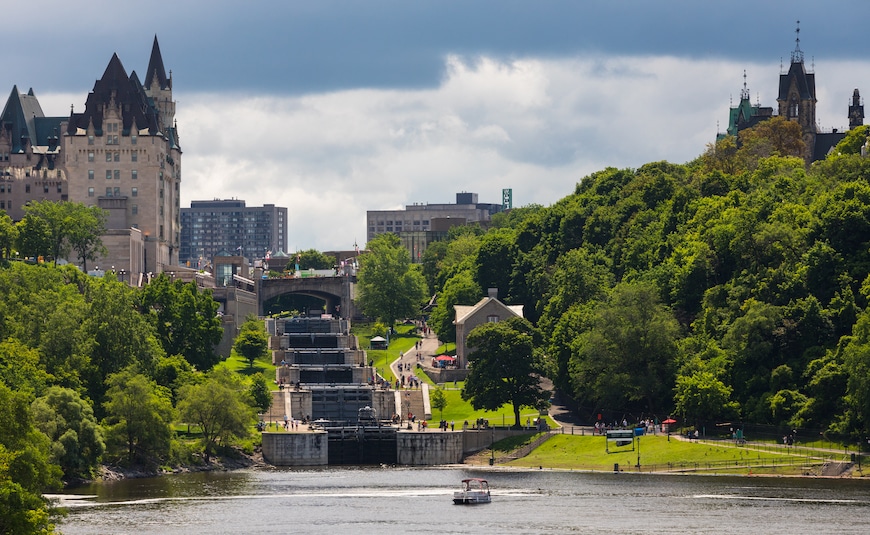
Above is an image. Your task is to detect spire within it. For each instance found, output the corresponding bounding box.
[791,20,804,64]
[145,35,170,90]
[740,70,750,101]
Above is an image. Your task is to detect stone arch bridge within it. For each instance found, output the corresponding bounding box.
[258,276,358,318]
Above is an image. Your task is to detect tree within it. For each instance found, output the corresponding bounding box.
[289,249,336,271]
[461,317,550,427]
[430,387,448,420]
[234,316,269,368]
[137,274,223,371]
[78,277,164,416]
[428,270,481,343]
[0,338,50,395]
[0,384,63,535]
[700,135,740,175]
[0,210,18,261]
[152,354,196,404]
[66,204,108,272]
[841,309,870,435]
[357,233,427,327]
[15,213,52,260]
[474,229,516,299]
[177,369,255,462]
[569,281,679,415]
[420,239,449,295]
[674,372,739,429]
[737,116,806,169]
[102,369,174,466]
[21,200,107,268]
[830,124,869,156]
[30,387,106,482]
[248,374,273,415]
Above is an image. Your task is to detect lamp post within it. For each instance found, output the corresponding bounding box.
[490,426,495,466]
[636,434,641,469]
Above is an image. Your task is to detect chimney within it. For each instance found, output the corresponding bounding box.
[487,288,498,299]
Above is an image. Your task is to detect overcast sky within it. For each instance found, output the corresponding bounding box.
[5,1,870,251]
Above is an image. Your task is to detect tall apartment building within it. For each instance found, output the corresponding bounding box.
[0,37,180,275]
[366,192,503,261]
[180,199,287,267]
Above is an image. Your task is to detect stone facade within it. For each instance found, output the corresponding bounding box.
[0,37,180,276]
[453,288,524,369]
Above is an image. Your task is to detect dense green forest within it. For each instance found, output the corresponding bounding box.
[425,119,870,440]
[0,260,264,533]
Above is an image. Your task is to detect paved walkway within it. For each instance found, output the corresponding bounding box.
[389,328,440,383]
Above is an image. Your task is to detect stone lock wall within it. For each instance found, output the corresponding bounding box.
[261,431,328,466]
[396,432,464,466]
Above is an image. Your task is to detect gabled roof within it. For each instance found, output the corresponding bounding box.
[454,295,523,325]
[1,85,45,153]
[1,86,67,155]
[145,35,170,91]
[778,60,816,102]
[67,53,162,137]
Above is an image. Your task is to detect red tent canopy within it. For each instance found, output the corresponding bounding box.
[662,418,677,424]
[434,355,456,362]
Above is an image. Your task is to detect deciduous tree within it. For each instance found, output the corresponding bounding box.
[31,387,106,481]
[569,281,679,415]
[0,383,62,535]
[102,369,174,466]
[137,274,223,371]
[430,387,448,420]
[357,233,427,327]
[234,316,269,369]
[177,369,255,462]
[248,374,273,415]
[0,210,17,261]
[462,317,549,427]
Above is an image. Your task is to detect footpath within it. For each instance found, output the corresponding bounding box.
[389,327,440,382]
[389,328,441,422]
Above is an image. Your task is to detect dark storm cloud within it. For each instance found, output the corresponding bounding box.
[2,1,867,95]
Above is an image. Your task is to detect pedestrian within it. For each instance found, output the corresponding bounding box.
[450,420,454,431]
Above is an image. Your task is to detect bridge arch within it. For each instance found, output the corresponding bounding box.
[258,277,357,319]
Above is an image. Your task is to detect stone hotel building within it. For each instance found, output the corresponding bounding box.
[0,37,180,276]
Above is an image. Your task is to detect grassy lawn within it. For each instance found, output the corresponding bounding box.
[509,434,824,474]
[354,323,419,382]
[217,349,278,381]
[427,386,554,428]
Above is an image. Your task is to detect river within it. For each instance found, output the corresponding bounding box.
[54,467,870,534]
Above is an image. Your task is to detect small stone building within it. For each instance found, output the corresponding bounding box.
[454,288,523,369]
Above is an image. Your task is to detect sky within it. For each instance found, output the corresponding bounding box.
[4,1,870,251]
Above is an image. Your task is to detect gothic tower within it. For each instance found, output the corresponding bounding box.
[849,88,864,129]
[777,22,817,160]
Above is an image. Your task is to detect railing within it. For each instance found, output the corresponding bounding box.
[494,430,556,463]
[635,455,835,474]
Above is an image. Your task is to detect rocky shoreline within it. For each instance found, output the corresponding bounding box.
[86,449,266,485]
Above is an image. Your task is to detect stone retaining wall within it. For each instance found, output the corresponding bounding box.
[262,432,328,466]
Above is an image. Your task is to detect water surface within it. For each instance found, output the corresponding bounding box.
[56,467,870,534]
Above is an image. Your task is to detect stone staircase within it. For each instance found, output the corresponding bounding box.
[395,387,430,420]
[261,390,290,426]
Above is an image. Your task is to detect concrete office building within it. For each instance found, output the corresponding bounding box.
[366,192,503,261]
[180,199,287,267]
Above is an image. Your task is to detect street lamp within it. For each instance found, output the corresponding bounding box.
[490,426,495,466]
[636,434,641,469]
